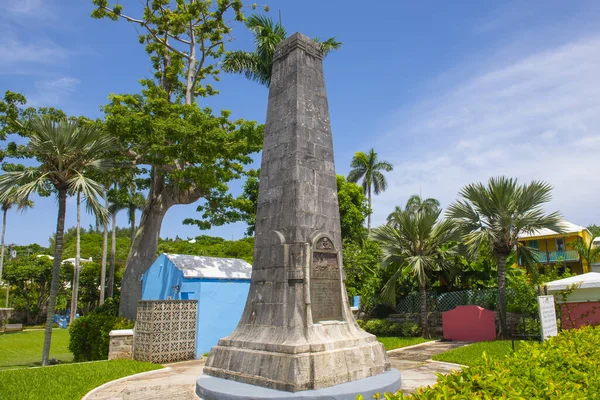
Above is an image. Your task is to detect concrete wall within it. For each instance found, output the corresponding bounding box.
[560,301,600,329]
[141,254,185,301]
[141,256,251,358]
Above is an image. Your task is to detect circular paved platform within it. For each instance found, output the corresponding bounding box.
[196,369,401,400]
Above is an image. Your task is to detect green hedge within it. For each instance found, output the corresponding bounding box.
[381,326,600,399]
[357,318,421,337]
[69,314,133,362]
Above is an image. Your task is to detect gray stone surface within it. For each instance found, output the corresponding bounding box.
[197,370,401,400]
[202,32,390,392]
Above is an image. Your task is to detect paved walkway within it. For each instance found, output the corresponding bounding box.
[86,341,470,399]
[387,341,469,394]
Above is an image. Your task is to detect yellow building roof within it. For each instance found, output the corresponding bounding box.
[518,220,591,241]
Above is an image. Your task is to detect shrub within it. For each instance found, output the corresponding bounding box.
[362,319,420,337]
[401,322,421,337]
[356,319,366,329]
[69,314,133,362]
[364,319,390,336]
[381,326,600,399]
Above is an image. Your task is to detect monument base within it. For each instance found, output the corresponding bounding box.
[196,369,401,400]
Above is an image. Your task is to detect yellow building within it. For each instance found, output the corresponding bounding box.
[518,221,594,275]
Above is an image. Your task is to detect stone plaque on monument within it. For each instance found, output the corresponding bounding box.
[311,237,342,322]
[197,32,399,399]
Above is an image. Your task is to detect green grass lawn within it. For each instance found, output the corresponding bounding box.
[377,336,430,351]
[432,340,533,366]
[0,360,163,400]
[0,329,73,369]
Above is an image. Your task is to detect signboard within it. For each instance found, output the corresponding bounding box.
[537,295,558,340]
[10,250,16,259]
[310,237,343,323]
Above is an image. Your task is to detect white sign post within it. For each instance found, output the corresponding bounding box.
[537,295,558,340]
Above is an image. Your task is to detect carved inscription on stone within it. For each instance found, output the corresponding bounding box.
[311,238,342,322]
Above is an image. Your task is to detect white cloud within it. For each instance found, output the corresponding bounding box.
[27,77,81,107]
[1,0,56,21]
[0,38,69,68]
[374,36,600,228]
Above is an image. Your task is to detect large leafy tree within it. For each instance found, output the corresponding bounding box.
[222,14,341,87]
[336,175,370,243]
[91,1,264,319]
[371,208,457,337]
[0,117,113,365]
[347,149,393,233]
[447,177,563,338]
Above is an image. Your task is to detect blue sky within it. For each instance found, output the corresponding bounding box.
[1,0,600,247]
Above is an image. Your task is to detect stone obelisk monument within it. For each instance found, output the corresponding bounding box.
[197,33,400,399]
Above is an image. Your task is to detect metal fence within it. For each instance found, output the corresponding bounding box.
[396,288,501,313]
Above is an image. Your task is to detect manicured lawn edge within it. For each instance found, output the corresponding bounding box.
[0,359,163,400]
[385,339,437,353]
[81,366,171,400]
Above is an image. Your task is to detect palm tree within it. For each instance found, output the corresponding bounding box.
[69,190,82,324]
[0,193,33,307]
[386,195,441,224]
[447,177,563,338]
[371,208,457,337]
[99,194,109,305]
[0,117,113,366]
[570,236,600,273]
[222,14,341,87]
[105,186,144,299]
[126,191,145,245]
[347,149,393,233]
[405,195,440,215]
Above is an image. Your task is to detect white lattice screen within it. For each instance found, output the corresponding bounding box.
[133,300,197,364]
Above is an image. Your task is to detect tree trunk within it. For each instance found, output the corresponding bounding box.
[100,197,109,305]
[367,185,372,234]
[495,251,509,339]
[119,206,167,319]
[107,211,117,299]
[1,208,7,307]
[42,189,67,366]
[129,205,136,245]
[119,168,202,320]
[69,191,81,323]
[420,280,428,337]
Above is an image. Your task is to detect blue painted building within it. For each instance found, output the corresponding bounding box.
[141,253,252,358]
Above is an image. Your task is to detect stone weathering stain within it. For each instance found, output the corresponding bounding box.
[202,33,391,392]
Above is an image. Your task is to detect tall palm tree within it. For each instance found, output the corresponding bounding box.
[69,190,82,324]
[105,185,144,299]
[222,14,341,87]
[371,208,457,337]
[99,194,109,305]
[347,149,393,233]
[0,117,113,366]
[447,177,563,338]
[0,193,33,307]
[126,191,145,245]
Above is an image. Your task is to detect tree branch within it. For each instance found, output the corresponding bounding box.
[99,5,191,60]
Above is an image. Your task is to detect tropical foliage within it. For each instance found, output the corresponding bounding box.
[371,207,457,336]
[0,117,113,365]
[348,148,393,233]
[447,177,563,338]
[386,326,600,399]
[222,14,341,87]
